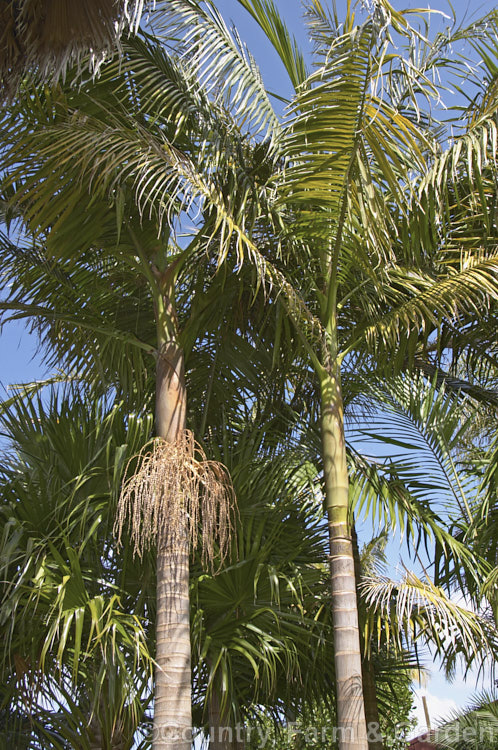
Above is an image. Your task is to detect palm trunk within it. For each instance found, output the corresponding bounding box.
[351,524,383,750]
[154,540,191,749]
[362,657,382,750]
[208,685,245,749]
[152,288,191,749]
[320,364,368,750]
[208,687,229,749]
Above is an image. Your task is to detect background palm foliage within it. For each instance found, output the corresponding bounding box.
[430,690,498,750]
[0,388,155,748]
[191,426,332,731]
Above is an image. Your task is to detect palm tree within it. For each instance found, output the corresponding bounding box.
[5,230,488,749]
[3,2,498,748]
[0,212,310,750]
[201,3,497,747]
[0,387,328,749]
[0,27,291,744]
[0,230,330,747]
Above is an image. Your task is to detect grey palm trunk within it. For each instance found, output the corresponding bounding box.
[152,289,192,749]
[320,362,369,750]
[208,686,245,749]
[352,524,384,750]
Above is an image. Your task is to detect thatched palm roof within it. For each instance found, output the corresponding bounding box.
[0,0,147,99]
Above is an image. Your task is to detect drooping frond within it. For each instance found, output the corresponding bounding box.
[361,571,498,672]
[419,116,498,222]
[0,0,147,100]
[0,232,157,401]
[0,36,282,278]
[348,444,478,579]
[350,374,479,524]
[355,252,498,365]
[347,372,489,594]
[464,11,498,124]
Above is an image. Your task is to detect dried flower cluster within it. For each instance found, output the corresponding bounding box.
[114,431,236,569]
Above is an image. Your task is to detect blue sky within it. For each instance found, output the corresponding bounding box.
[1,0,497,734]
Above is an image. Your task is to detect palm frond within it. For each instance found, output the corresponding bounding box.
[352,374,478,510]
[0,387,156,744]
[0,234,156,402]
[354,252,498,365]
[0,0,147,100]
[192,423,331,726]
[431,689,498,750]
[235,0,308,91]
[361,571,498,673]
[151,0,282,144]
[280,21,373,251]
[347,372,488,591]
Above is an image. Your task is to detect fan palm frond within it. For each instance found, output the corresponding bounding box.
[188,415,332,728]
[0,387,155,744]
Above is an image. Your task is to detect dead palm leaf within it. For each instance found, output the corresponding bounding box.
[0,0,146,100]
